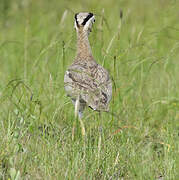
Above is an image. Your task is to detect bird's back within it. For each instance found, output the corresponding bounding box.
[64,59,112,111]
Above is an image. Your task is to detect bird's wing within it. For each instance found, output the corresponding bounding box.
[64,60,112,111]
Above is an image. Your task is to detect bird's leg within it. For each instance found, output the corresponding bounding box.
[78,101,86,137]
[72,97,79,140]
[75,96,80,119]
[72,96,86,139]
[78,110,86,137]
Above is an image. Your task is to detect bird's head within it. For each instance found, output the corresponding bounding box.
[74,12,95,34]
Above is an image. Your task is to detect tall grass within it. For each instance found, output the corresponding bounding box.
[0,0,179,179]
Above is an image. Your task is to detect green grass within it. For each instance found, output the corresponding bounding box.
[0,0,179,179]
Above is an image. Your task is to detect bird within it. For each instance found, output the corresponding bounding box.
[64,12,112,136]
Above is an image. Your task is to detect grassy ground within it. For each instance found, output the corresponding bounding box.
[0,0,179,179]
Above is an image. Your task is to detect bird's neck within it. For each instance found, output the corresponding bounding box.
[75,30,93,61]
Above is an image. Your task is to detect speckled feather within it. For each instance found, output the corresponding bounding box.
[64,59,112,111]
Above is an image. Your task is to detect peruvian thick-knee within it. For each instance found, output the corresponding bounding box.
[64,12,112,119]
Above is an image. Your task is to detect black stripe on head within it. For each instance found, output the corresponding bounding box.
[82,13,93,26]
[75,13,79,26]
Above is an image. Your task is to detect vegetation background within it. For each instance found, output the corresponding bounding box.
[0,0,179,179]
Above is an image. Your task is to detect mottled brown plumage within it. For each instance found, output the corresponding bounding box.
[64,12,112,119]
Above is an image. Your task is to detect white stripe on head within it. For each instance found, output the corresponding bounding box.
[74,12,95,33]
